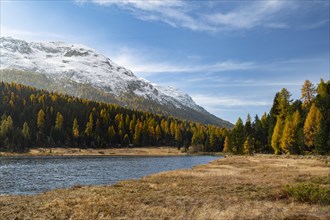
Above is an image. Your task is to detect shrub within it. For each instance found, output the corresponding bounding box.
[284,183,330,205]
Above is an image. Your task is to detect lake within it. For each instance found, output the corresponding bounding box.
[0,155,220,195]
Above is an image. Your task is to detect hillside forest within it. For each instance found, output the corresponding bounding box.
[0,79,329,155]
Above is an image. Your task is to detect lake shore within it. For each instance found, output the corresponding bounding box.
[0,155,329,219]
[0,147,187,157]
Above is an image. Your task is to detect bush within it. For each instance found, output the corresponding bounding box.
[284,183,330,205]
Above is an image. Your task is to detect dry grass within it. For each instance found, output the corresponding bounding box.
[0,155,329,219]
[0,146,185,157]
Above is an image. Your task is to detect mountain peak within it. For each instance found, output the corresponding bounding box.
[0,36,232,128]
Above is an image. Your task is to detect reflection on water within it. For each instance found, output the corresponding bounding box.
[0,155,220,195]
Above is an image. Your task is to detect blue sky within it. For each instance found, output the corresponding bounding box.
[1,0,329,123]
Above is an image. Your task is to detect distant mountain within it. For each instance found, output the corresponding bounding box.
[0,37,232,128]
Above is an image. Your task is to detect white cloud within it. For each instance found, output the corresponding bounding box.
[192,94,271,107]
[299,19,330,30]
[204,0,289,30]
[109,47,256,76]
[74,0,328,33]
[0,26,75,42]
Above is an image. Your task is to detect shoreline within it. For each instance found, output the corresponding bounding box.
[1,155,329,219]
[0,147,188,157]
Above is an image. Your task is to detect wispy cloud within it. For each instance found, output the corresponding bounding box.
[299,19,330,30]
[76,0,327,33]
[110,47,329,79]
[204,0,290,30]
[110,47,256,76]
[0,26,76,42]
[192,94,271,107]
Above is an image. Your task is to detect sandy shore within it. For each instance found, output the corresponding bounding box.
[0,147,186,157]
[0,155,329,219]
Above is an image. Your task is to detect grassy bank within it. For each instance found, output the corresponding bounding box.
[0,147,185,157]
[1,155,329,219]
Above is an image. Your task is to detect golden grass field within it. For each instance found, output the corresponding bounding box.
[0,154,329,219]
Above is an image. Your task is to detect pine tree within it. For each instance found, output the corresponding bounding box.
[231,118,244,154]
[304,103,322,149]
[244,114,253,138]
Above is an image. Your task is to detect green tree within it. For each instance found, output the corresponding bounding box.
[244,114,253,138]
[231,118,245,154]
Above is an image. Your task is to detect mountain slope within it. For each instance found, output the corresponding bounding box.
[0,37,232,128]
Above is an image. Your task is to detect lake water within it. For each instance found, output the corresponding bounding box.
[0,155,220,195]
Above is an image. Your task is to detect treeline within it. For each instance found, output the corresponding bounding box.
[0,82,227,152]
[225,79,330,155]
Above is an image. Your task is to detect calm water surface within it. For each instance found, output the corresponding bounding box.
[0,155,220,195]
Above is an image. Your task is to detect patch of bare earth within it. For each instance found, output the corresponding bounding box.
[0,155,329,219]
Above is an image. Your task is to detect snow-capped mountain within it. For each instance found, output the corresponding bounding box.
[0,37,232,128]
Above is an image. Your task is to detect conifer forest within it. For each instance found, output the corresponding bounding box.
[0,79,329,155]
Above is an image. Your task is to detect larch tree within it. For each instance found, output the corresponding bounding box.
[281,116,295,154]
[85,113,94,137]
[174,126,182,144]
[317,79,327,97]
[277,88,292,121]
[301,80,316,108]
[37,109,45,131]
[72,118,79,138]
[304,103,322,149]
[271,119,283,154]
[243,136,254,155]
[155,125,161,141]
[55,112,64,130]
[223,136,231,153]
[22,122,30,140]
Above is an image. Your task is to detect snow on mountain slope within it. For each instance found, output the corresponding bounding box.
[0,36,202,111]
